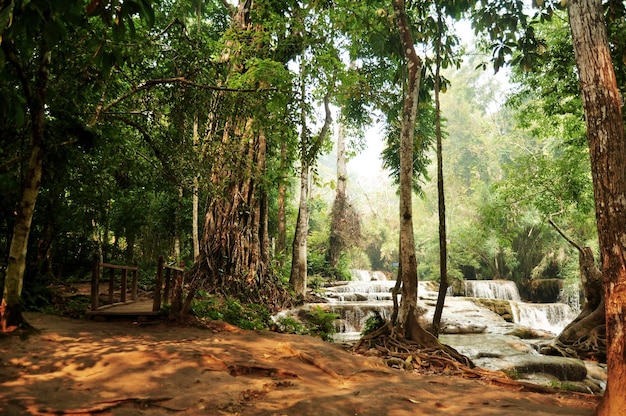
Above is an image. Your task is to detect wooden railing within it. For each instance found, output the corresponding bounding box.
[153,255,185,312]
[90,254,139,312]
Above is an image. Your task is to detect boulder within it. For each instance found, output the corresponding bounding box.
[504,355,587,381]
[471,298,515,322]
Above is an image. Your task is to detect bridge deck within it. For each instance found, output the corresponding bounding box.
[86,300,158,316]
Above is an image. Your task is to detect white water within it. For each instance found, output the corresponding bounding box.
[464,280,521,301]
[323,277,578,340]
[511,302,576,334]
[350,269,389,281]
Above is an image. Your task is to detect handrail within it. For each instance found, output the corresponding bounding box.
[153,255,185,312]
[90,254,139,311]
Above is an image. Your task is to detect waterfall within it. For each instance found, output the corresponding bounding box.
[511,302,576,334]
[350,269,389,281]
[329,304,394,334]
[324,281,396,302]
[558,280,581,313]
[464,280,521,301]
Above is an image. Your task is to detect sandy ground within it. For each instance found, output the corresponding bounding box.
[0,312,600,415]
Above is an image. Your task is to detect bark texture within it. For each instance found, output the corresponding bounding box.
[186,0,291,312]
[568,0,626,413]
[392,0,421,336]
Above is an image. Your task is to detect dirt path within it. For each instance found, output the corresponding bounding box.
[0,313,599,415]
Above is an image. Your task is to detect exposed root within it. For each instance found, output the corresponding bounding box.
[544,324,606,362]
[354,322,474,375]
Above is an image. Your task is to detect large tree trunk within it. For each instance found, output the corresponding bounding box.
[567,0,626,414]
[1,42,51,330]
[289,162,310,296]
[184,1,291,312]
[392,0,421,337]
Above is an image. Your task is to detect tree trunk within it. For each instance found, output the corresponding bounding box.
[431,12,448,336]
[289,161,310,296]
[392,0,422,337]
[192,118,201,263]
[174,186,183,262]
[327,123,348,269]
[276,140,287,261]
[567,0,626,413]
[1,43,50,330]
[185,2,292,312]
[544,221,605,360]
[3,144,44,329]
[288,53,334,296]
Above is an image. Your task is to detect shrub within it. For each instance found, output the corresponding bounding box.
[191,292,272,330]
[306,306,338,341]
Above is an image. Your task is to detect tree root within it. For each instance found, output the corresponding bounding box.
[354,322,474,375]
[544,324,606,362]
[354,324,601,400]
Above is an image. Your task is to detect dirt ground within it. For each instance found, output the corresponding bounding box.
[0,312,600,415]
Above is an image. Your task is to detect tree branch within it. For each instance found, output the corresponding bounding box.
[548,216,583,253]
[94,77,275,125]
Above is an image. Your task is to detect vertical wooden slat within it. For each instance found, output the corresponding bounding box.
[163,268,172,305]
[108,268,115,304]
[120,269,127,302]
[91,253,100,311]
[131,268,138,301]
[153,255,164,312]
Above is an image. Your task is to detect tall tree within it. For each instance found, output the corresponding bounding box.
[567,0,626,413]
[391,0,421,335]
[472,0,626,411]
[431,4,448,336]
[289,57,334,296]
[184,0,295,311]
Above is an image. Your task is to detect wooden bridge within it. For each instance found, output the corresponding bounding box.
[86,255,184,318]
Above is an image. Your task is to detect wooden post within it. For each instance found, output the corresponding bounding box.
[163,268,172,305]
[91,253,100,311]
[170,269,184,318]
[108,267,115,304]
[131,268,138,301]
[153,255,164,312]
[120,268,128,303]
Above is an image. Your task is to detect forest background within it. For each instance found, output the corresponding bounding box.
[1,0,625,413]
[0,1,597,309]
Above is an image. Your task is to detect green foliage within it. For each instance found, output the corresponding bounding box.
[306,196,352,280]
[361,312,386,336]
[275,315,308,335]
[548,380,578,392]
[306,306,338,341]
[307,275,328,291]
[503,369,521,380]
[191,292,272,331]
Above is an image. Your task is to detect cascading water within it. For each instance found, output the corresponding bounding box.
[295,274,604,389]
[511,302,577,334]
[464,280,521,301]
[323,275,579,340]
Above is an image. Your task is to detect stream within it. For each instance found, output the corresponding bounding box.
[280,270,607,393]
